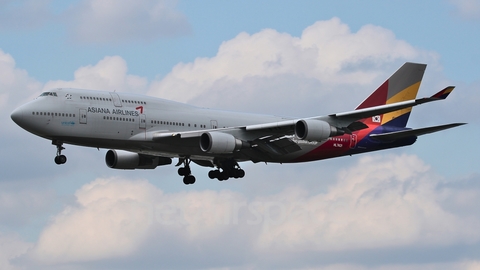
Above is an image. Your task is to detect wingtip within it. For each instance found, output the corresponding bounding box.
[430,86,455,100]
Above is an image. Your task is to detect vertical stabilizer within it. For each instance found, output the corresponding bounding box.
[356,62,426,127]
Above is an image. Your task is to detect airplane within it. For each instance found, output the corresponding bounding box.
[11,62,465,185]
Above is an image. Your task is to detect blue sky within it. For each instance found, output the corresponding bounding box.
[1,0,480,269]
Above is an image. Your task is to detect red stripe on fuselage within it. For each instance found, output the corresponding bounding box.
[291,125,378,162]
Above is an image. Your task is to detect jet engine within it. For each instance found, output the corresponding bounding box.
[200,132,246,154]
[295,119,345,141]
[105,150,172,169]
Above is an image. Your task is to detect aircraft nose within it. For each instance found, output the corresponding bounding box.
[11,106,25,127]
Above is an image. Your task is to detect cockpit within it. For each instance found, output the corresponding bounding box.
[39,92,58,97]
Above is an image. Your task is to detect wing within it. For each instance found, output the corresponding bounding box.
[129,87,459,158]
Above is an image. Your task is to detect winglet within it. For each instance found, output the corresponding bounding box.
[430,86,455,100]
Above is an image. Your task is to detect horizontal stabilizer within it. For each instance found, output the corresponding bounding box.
[430,86,455,100]
[327,86,456,124]
[369,123,466,141]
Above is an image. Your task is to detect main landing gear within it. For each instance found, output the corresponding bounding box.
[176,158,245,185]
[177,158,195,185]
[208,159,245,181]
[53,141,67,165]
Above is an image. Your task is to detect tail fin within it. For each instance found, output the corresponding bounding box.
[356,62,427,127]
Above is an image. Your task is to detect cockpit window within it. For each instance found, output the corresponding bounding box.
[39,92,58,97]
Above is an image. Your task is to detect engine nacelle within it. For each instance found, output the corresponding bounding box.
[200,132,245,154]
[295,119,345,141]
[105,150,172,170]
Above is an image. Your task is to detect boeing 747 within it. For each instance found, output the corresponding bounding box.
[11,62,465,184]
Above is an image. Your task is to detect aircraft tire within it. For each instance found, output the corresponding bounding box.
[55,155,67,165]
[183,175,195,185]
[209,170,220,179]
[218,172,229,181]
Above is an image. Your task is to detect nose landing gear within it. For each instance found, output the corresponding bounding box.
[53,141,67,165]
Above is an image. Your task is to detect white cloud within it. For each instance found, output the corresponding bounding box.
[32,177,155,263]
[0,49,42,111]
[147,17,437,115]
[64,0,191,44]
[31,177,250,263]
[42,56,148,93]
[0,233,32,270]
[302,261,480,270]
[449,0,480,20]
[29,154,480,267]
[254,154,480,253]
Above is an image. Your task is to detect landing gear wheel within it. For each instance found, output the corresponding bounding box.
[53,141,67,165]
[236,169,245,178]
[183,175,196,185]
[210,160,245,181]
[218,171,229,181]
[54,155,67,165]
[178,167,191,176]
[208,170,220,179]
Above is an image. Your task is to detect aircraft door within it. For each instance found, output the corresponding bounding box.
[210,120,218,129]
[350,134,357,149]
[139,114,146,129]
[79,109,87,124]
[109,92,122,107]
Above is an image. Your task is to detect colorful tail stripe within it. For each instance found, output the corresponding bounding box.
[356,63,426,128]
[381,81,421,126]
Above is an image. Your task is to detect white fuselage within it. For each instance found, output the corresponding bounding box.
[11,88,311,162]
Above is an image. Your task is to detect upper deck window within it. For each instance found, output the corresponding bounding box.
[39,92,58,97]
